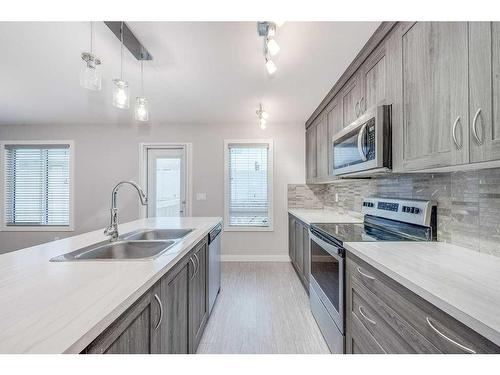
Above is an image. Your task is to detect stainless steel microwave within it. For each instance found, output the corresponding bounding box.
[332,104,392,176]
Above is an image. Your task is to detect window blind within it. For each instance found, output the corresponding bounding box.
[4,144,70,226]
[228,144,269,227]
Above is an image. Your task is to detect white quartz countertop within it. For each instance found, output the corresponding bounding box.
[287,208,364,225]
[344,241,500,346]
[0,216,222,354]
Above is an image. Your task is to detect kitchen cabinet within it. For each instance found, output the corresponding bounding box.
[360,43,387,112]
[346,252,500,354]
[340,72,363,128]
[189,238,209,353]
[85,284,161,354]
[288,214,310,291]
[468,22,500,163]
[326,98,342,178]
[84,236,211,355]
[305,125,317,183]
[399,22,469,170]
[158,259,190,354]
[315,114,329,181]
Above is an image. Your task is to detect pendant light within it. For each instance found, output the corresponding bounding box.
[135,60,149,122]
[112,22,130,109]
[80,22,102,91]
[256,103,269,130]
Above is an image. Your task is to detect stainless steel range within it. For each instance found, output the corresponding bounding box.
[308,197,437,353]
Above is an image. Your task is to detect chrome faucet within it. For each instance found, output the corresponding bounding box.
[104,181,148,242]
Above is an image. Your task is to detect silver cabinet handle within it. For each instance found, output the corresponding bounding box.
[355,101,360,118]
[189,257,197,280]
[452,116,463,149]
[356,123,368,161]
[472,108,484,145]
[358,306,377,325]
[357,266,375,280]
[360,97,366,114]
[194,253,200,276]
[154,294,163,330]
[426,317,476,354]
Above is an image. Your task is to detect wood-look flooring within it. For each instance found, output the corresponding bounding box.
[197,262,330,354]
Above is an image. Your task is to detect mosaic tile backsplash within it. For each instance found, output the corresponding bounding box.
[288,168,500,257]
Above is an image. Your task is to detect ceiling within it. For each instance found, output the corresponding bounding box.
[0,22,380,126]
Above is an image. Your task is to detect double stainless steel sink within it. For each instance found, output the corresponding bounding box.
[50,228,194,262]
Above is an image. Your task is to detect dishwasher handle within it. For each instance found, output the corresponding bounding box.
[209,223,222,244]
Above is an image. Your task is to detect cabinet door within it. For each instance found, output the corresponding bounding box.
[401,22,469,170]
[189,239,208,353]
[340,73,362,127]
[326,99,342,178]
[469,22,500,162]
[288,215,296,264]
[305,125,317,183]
[315,114,329,181]
[86,287,160,354]
[302,224,310,286]
[361,44,387,112]
[294,221,304,275]
[159,260,189,354]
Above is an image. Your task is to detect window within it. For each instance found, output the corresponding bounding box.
[1,141,73,231]
[224,140,273,231]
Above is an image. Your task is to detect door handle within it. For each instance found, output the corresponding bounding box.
[452,116,463,149]
[426,317,476,354]
[189,257,197,280]
[154,294,163,330]
[472,108,484,145]
[357,123,368,161]
[194,253,200,277]
[355,101,360,118]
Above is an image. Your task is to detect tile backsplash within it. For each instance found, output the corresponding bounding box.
[288,168,500,257]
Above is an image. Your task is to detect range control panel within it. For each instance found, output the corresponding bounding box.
[361,197,436,227]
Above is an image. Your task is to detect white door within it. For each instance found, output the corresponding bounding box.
[147,147,187,217]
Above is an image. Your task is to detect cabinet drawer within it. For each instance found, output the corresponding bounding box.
[352,278,439,353]
[347,253,500,354]
[350,312,385,354]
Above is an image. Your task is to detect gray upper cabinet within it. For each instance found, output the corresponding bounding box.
[469,22,500,163]
[315,114,329,182]
[305,125,317,183]
[361,43,387,111]
[401,22,469,170]
[340,72,363,127]
[326,98,342,179]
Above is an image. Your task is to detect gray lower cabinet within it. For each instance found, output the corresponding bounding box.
[288,214,310,291]
[188,238,209,353]
[84,236,210,355]
[346,252,500,354]
[85,284,161,354]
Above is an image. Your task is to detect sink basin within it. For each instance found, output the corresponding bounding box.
[50,240,177,262]
[121,228,194,241]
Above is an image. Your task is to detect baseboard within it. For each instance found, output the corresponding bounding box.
[221,254,291,262]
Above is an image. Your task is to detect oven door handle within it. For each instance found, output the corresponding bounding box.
[357,123,368,161]
[309,230,344,261]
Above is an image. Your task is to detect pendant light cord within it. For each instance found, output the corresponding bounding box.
[120,22,124,80]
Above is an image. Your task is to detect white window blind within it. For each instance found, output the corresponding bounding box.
[4,144,71,227]
[228,143,269,227]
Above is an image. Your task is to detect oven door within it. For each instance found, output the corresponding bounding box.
[309,231,345,334]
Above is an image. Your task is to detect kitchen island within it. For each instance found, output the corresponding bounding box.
[0,216,222,354]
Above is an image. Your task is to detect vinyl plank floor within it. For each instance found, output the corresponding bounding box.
[197,262,330,354]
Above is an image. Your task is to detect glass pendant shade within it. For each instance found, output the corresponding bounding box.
[112,79,130,109]
[265,59,277,75]
[259,118,267,130]
[135,97,149,121]
[80,53,102,91]
[266,38,280,56]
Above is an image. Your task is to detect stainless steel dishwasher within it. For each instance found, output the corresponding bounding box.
[208,223,222,313]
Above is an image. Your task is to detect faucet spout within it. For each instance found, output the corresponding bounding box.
[104,181,148,242]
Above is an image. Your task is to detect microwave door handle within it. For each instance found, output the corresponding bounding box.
[357,123,368,161]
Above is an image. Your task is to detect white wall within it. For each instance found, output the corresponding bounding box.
[0,122,305,258]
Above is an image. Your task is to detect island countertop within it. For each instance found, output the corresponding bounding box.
[0,216,222,354]
[344,241,500,347]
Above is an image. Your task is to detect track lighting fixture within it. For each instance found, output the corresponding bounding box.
[257,21,281,76]
[112,22,130,109]
[80,22,102,91]
[256,103,268,130]
[135,60,149,122]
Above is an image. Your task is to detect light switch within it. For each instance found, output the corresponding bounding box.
[196,192,207,201]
